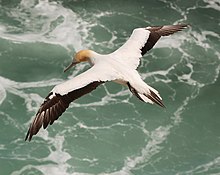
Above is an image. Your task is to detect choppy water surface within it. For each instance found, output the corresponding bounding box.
[0,0,220,174]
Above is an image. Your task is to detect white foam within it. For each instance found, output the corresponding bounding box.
[1,1,220,174]
[203,0,220,11]
[177,156,220,175]
[156,33,188,49]
[0,76,62,113]
[11,135,72,175]
[0,0,88,51]
[0,144,6,150]
[38,135,71,174]
[190,30,218,49]
[120,126,170,173]
[0,83,6,105]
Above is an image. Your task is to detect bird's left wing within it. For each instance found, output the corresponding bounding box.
[110,24,187,69]
[25,65,120,141]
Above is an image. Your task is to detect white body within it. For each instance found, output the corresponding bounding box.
[53,28,161,104]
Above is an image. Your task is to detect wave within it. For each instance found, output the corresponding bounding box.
[0,0,88,51]
[0,83,6,105]
[1,0,220,174]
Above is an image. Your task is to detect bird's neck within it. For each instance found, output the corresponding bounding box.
[88,50,102,65]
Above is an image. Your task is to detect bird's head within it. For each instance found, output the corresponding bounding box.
[64,50,92,72]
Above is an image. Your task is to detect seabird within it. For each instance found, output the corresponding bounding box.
[25,24,188,141]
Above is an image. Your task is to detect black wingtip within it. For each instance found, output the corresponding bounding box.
[25,127,31,141]
[25,125,34,142]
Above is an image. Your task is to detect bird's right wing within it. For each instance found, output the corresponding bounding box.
[110,28,150,69]
[25,65,121,141]
[110,24,188,69]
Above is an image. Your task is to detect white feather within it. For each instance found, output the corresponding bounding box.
[110,28,150,69]
[52,63,122,96]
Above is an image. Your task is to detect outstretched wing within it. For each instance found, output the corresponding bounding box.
[25,65,119,141]
[111,24,188,69]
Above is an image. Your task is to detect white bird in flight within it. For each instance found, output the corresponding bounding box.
[25,24,188,141]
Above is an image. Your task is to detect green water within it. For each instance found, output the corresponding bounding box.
[0,0,220,174]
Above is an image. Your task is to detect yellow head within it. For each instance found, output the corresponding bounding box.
[74,50,92,62]
[64,50,92,72]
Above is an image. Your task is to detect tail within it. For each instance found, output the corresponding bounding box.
[127,82,165,108]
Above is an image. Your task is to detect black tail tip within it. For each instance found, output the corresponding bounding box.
[147,90,166,108]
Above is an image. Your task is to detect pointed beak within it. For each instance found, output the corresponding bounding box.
[64,61,79,72]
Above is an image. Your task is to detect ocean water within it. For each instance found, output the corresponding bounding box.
[0,0,220,174]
